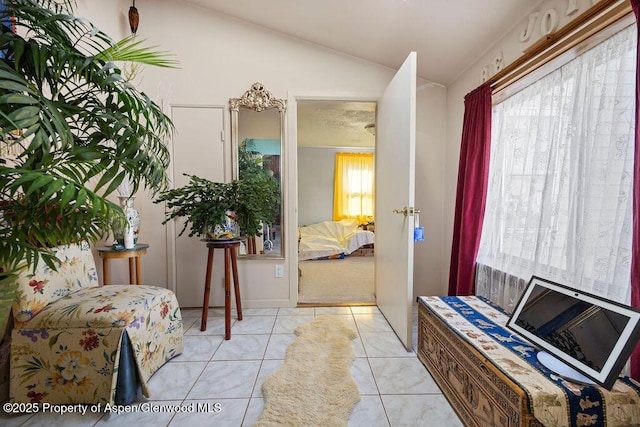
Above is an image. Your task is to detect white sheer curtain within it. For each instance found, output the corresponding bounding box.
[476,25,637,312]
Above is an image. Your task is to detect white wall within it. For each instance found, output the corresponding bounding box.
[414,84,447,299]
[76,0,448,306]
[443,0,612,291]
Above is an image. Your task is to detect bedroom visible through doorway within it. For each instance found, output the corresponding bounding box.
[296,100,376,305]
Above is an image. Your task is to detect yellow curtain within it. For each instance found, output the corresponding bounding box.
[333,152,374,224]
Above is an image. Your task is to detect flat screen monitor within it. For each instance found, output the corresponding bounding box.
[506,276,640,390]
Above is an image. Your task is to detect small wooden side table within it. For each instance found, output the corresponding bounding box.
[201,239,243,340]
[97,243,149,285]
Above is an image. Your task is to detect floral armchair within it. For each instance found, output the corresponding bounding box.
[9,242,183,405]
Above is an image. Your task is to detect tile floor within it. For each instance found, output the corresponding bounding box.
[2,305,464,427]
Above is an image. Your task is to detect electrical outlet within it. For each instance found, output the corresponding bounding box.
[274,265,284,278]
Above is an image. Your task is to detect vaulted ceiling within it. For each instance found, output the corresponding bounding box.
[185,0,537,147]
[185,0,535,85]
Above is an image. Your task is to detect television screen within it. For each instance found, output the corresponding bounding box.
[507,276,640,390]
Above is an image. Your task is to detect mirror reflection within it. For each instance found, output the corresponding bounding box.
[230,83,286,258]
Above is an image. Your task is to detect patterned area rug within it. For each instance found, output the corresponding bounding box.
[254,315,360,426]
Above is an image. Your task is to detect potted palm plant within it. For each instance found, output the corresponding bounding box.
[0,0,177,337]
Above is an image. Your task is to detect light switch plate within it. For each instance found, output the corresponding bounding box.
[274,265,284,278]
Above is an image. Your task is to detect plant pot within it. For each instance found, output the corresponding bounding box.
[206,210,239,239]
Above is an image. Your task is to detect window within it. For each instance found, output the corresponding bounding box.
[477,24,636,304]
[333,152,374,224]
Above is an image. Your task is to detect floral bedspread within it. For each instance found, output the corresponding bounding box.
[419,296,640,427]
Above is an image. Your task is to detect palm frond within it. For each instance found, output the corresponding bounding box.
[97,36,179,69]
[0,0,178,334]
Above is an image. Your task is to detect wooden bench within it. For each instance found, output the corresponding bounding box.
[417,296,640,427]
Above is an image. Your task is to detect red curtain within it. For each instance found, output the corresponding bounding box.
[448,83,492,296]
[630,0,640,380]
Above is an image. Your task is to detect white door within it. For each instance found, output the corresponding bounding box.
[375,52,417,350]
[169,105,226,307]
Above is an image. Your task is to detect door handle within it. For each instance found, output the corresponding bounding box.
[392,207,420,217]
[393,207,409,216]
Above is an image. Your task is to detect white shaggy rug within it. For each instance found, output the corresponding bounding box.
[254,315,360,426]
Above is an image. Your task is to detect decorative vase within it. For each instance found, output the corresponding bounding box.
[207,210,239,239]
[124,226,135,249]
[116,196,141,246]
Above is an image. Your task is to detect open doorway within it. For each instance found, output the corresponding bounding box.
[296,100,376,305]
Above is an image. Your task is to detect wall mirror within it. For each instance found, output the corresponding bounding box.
[230,82,286,258]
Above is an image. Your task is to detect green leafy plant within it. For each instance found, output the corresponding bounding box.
[0,0,177,336]
[237,139,280,229]
[156,139,280,238]
[155,175,232,238]
[155,173,280,238]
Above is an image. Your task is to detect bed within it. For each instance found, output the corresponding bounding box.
[298,219,374,261]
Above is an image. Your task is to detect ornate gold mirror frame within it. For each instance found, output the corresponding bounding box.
[230,82,287,258]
